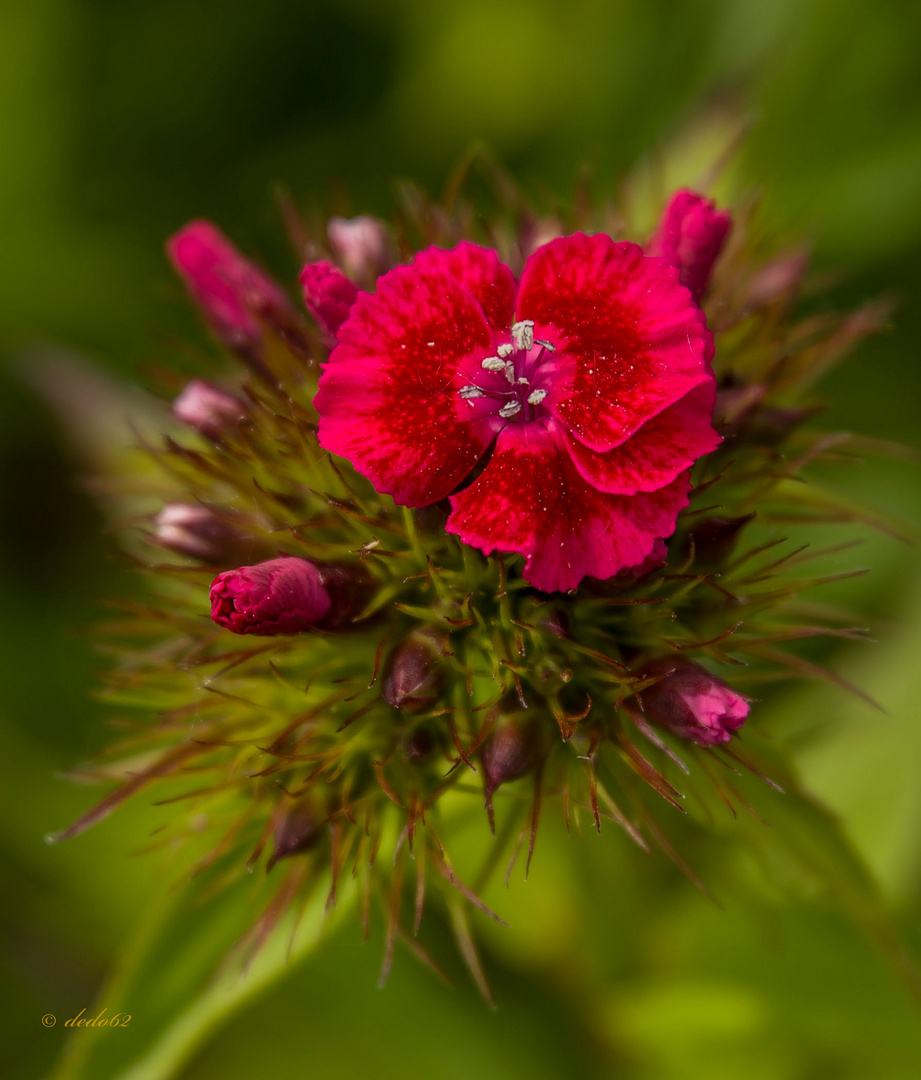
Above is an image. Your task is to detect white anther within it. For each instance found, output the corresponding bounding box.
[504,363,516,384]
[459,385,484,399]
[517,376,530,385]
[498,400,522,418]
[527,388,547,405]
[481,356,507,371]
[511,320,535,351]
[426,341,436,347]
[534,339,556,352]
[497,343,514,358]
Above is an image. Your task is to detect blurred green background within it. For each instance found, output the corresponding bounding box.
[2,0,921,1077]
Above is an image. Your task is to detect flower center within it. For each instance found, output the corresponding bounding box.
[457,320,556,423]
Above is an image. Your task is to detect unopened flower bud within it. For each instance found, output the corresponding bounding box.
[401,723,437,762]
[167,220,294,353]
[636,656,750,746]
[481,720,536,798]
[327,215,392,285]
[299,260,359,344]
[686,514,755,568]
[646,189,732,302]
[153,503,244,562]
[210,556,331,635]
[172,379,247,439]
[382,633,442,711]
[268,800,322,871]
[311,562,375,630]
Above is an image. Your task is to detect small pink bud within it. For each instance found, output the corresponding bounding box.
[172,379,247,438]
[647,189,732,302]
[299,260,359,344]
[327,215,391,285]
[210,556,332,635]
[153,503,243,562]
[382,633,442,711]
[636,657,750,746]
[167,220,293,352]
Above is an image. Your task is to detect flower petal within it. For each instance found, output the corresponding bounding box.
[446,422,691,592]
[411,242,517,334]
[516,234,713,452]
[315,256,498,506]
[564,380,720,495]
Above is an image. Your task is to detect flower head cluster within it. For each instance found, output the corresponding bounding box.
[53,168,886,994]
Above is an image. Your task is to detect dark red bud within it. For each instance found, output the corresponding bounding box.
[382,634,442,711]
[687,514,755,568]
[481,721,536,798]
[268,802,322,870]
[401,724,437,762]
[313,562,375,630]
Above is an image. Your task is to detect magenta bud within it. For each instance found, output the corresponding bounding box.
[172,379,247,439]
[637,657,750,746]
[210,556,332,635]
[153,503,243,562]
[299,259,359,344]
[646,189,732,302]
[268,801,322,871]
[687,514,755,568]
[481,721,536,798]
[167,220,294,352]
[382,634,442,711]
[327,215,392,285]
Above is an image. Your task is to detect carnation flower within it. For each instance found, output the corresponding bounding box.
[315,235,721,591]
[210,556,332,634]
[646,188,732,301]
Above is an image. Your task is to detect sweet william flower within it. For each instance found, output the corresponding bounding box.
[646,189,732,302]
[167,220,295,353]
[635,656,750,746]
[315,234,721,592]
[210,556,332,635]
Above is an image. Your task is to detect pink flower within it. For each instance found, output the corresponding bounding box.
[327,215,392,284]
[636,657,750,746]
[167,220,294,352]
[646,190,731,302]
[172,379,247,438]
[210,556,332,635]
[299,260,359,344]
[315,235,720,592]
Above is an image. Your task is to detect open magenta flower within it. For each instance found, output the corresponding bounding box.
[210,556,332,635]
[315,235,720,591]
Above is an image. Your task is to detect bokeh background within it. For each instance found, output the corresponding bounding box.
[3,0,921,1077]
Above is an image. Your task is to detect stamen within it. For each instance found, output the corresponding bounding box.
[534,339,556,352]
[481,356,507,371]
[511,320,535,351]
[497,343,514,358]
[504,363,516,385]
[459,385,484,399]
[499,400,522,418]
[517,376,530,385]
[527,389,547,405]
